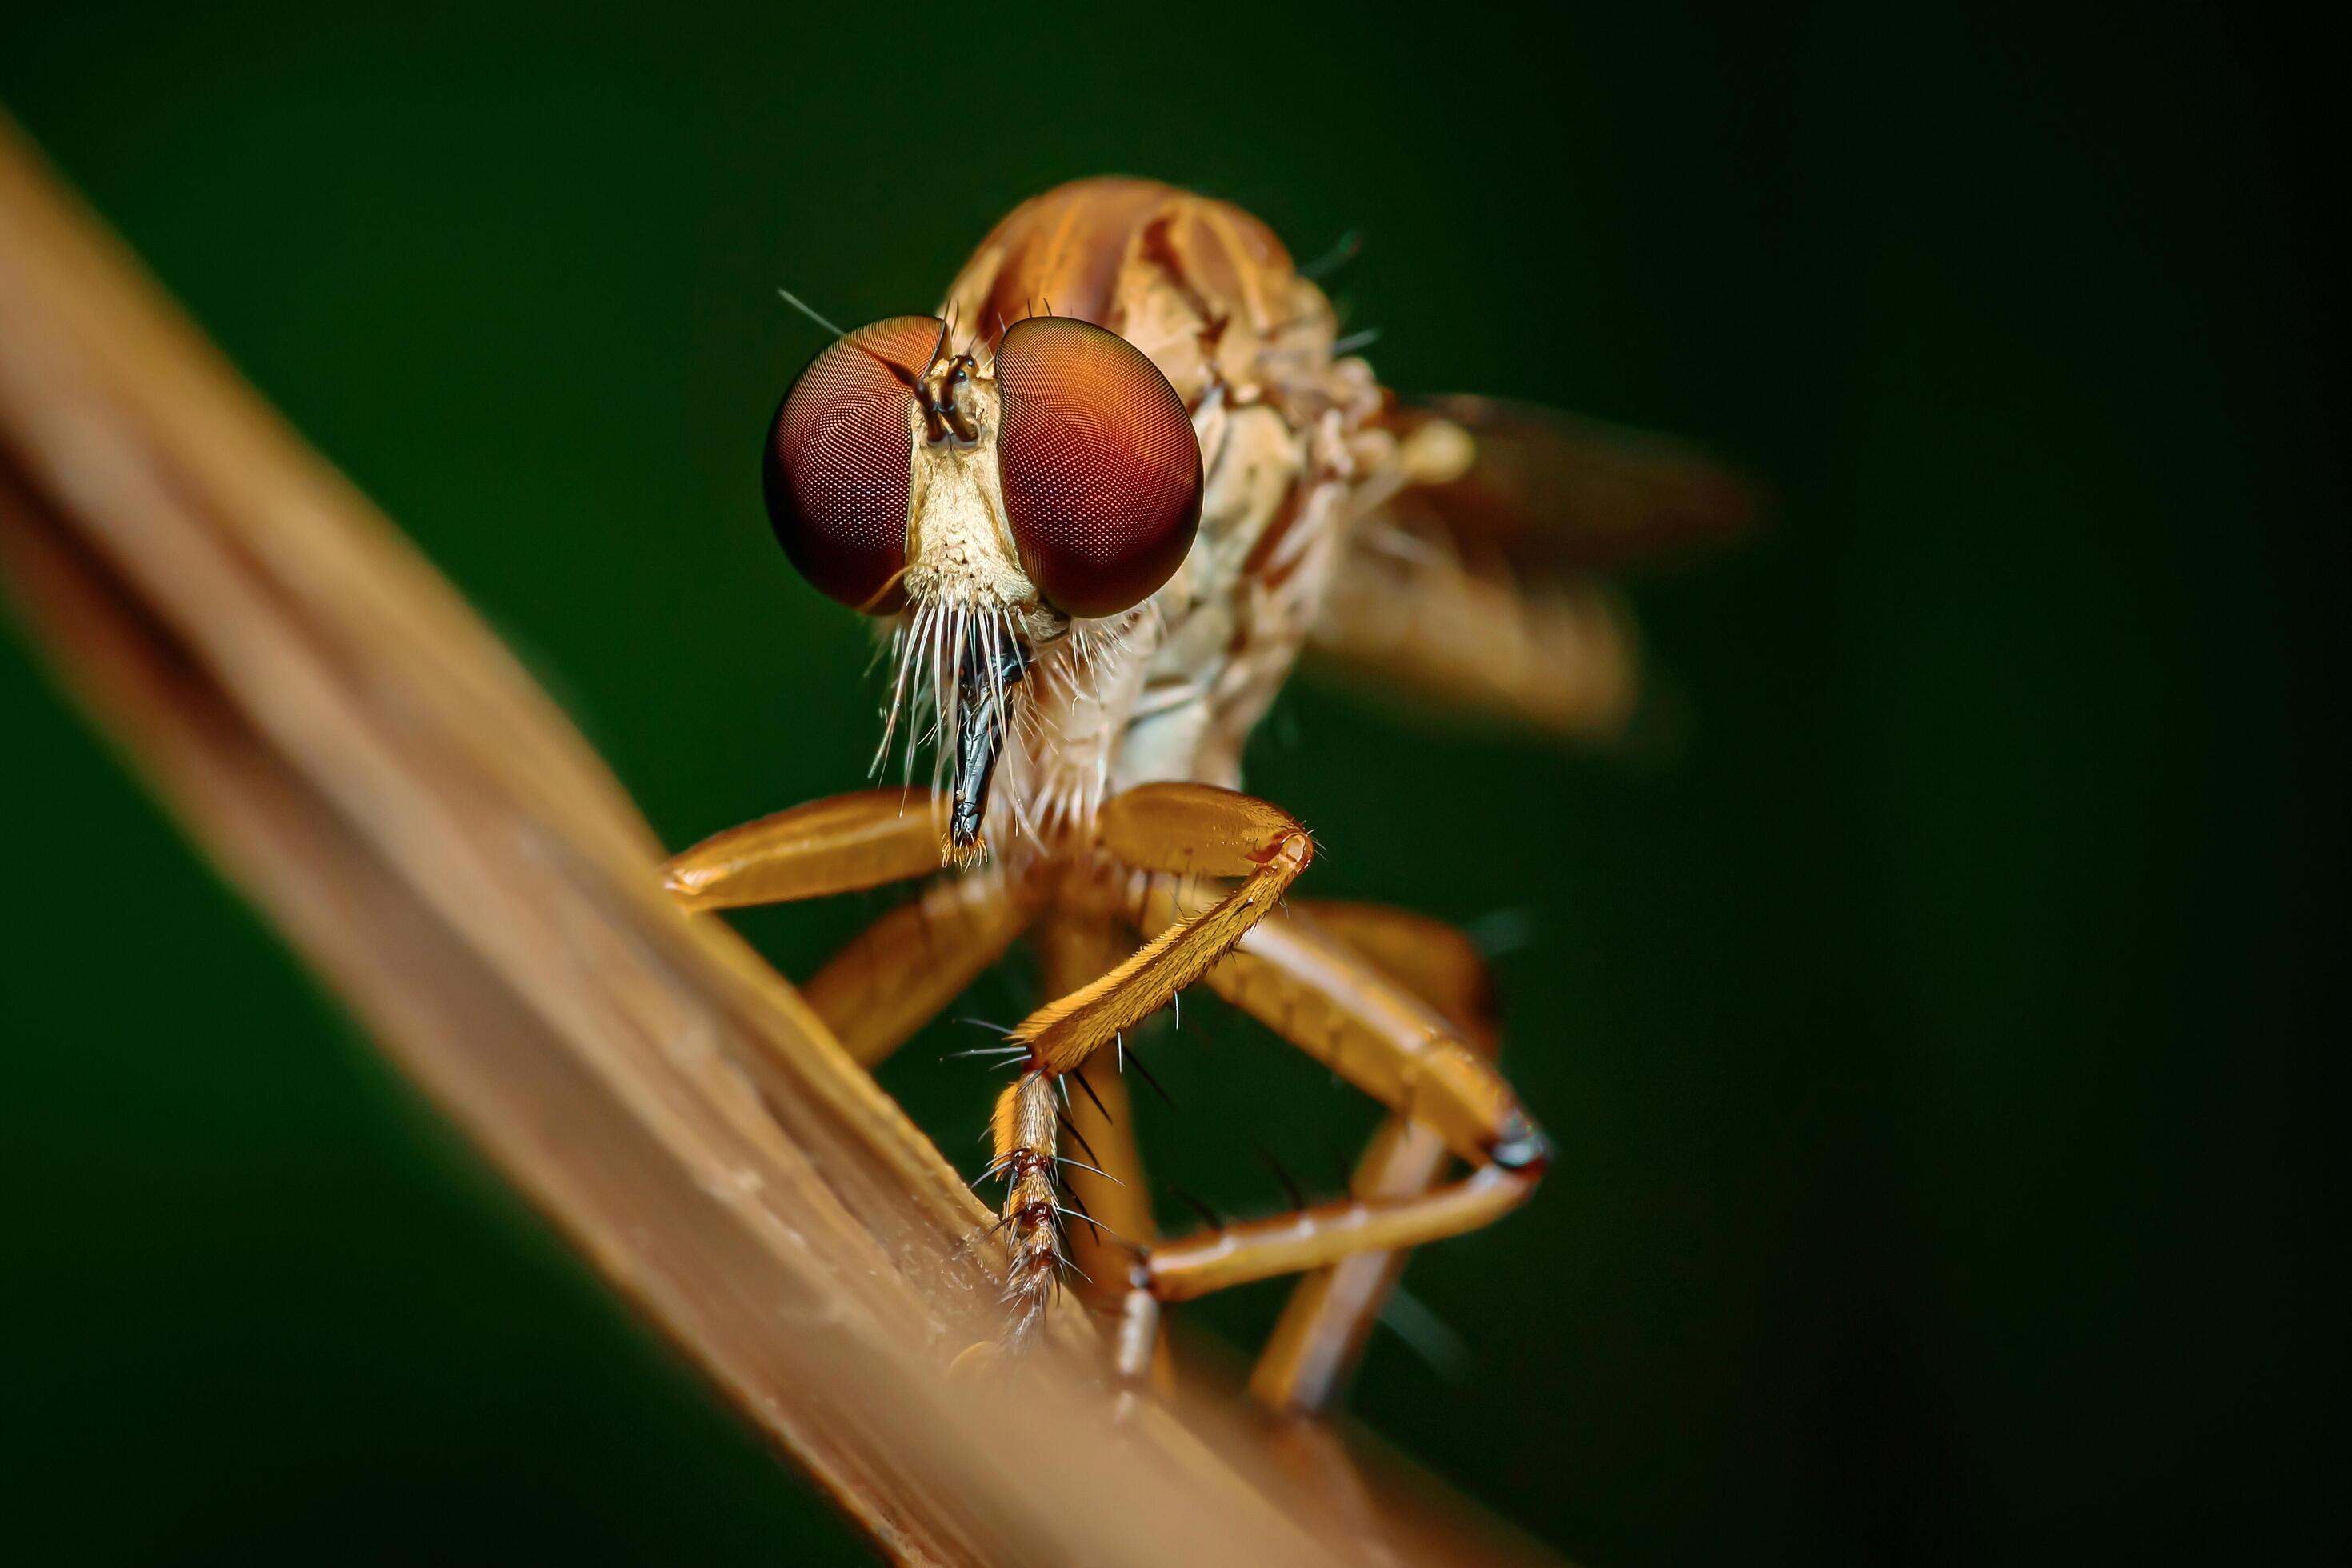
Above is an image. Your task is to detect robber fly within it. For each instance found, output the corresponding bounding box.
[662,178,1750,1411]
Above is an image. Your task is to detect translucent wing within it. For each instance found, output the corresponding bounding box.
[1310,395,1760,737]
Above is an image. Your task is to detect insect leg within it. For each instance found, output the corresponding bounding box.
[1007,782,1314,1073]
[667,790,1034,1069]
[1031,910,1158,1304]
[801,868,1036,1066]
[1288,901,1502,1045]
[1250,901,1501,1414]
[662,789,948,912]
[993,783,1313,1344]
[1124,906,1545,1319]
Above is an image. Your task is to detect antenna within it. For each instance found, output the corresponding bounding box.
[775,286,850,339]
[777,286,923,392]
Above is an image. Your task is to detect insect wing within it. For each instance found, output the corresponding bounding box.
[1310,398,1758,738]
[1380,394,1761,577]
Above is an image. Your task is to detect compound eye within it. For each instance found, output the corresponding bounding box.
[994,316,1202,619]
[763,315,943,613]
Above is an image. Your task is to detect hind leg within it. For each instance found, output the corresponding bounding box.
[1105,905,1544,1386]
[1250,901,1502,1413]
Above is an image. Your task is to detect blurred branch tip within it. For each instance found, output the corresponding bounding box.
[0,114,1548,1566]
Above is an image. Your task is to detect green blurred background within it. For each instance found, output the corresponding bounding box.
[0,5,2331,1562]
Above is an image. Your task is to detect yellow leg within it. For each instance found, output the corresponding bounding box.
[1250,901,1502,1413]
[1289,900,1501,1048]
[1118,906,1544,1352]
[990,783,1315,1343]
[662,788,948,912]
[665,788,1031,1080]
[1007,783,1314,1072]
[1146,1166,1534,1301]
[1204,910,1535,1168]
[802,868,1036,1067]
[1031,910,1157,1306]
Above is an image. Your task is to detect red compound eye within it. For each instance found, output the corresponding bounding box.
[993,316,1202,619]
[763,316,943,614]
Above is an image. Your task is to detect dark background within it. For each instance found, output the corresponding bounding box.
[1,5,2333,1563]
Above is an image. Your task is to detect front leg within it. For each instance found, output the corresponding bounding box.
[664,787,1036,1074]
[989,782,1315,1343]
[1032,910,1159,1314]
[1010,783,1314,1072]
[662,788,950,912]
